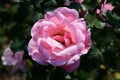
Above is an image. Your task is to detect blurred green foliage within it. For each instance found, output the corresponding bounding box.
[0,0,120,80]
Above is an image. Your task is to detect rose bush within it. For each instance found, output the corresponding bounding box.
[28,7,91,72]
[1,0,120,79]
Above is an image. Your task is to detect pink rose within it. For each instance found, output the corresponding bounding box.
[28,7,91,72]
[1,47,26,73]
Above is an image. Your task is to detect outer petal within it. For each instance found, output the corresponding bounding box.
[55,7,79,21]
[28,39,38,56]
[31,19,45,37]
[70,19,87,43]
[66,54,81,65]
[62,60,80,73]
[31,20,58,40]
[32,52,48,65]
[71,18,86,31]
[50,56,69,66]
[45,11,65,24]
[81,29,91,54]
[28,39,48,65]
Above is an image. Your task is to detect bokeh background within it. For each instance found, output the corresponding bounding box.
[0,0,120,80]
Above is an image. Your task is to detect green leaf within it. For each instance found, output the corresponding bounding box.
[91,27,113,48]
[44,0,57,12]
[11,5,20,16]
[11,0,24,3]
[10,39,24,52]
[89,45,104,61]
[85,12,105,29]
[103,11,120,27]
[69,2,81,10]
[82,0,99,11]
[114,28,120,39]
[33,12,43,22]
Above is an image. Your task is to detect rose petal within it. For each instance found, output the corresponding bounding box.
[32,52,48,65]
[66,54,81,65]
[28,39,38,56]
[71,18,86,31]
[64,32,71,47]
[62,60,80,73]
[52,35,64,43]
[28,39,47,65]
[101,4,114,11]
[50,56,68,66]
[31,20,58,40]
[38,39,53,60]
[53,43,83,56]
[45,11,65,24]
[47,37,65,49]
[31,19,45,37]
[38,39,67,66]
[81,29,91,54]
[65,23,86,43]
[55,7,79,21]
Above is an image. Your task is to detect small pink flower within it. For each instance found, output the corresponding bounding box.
[28,7,91,72]
[75,0,84,4]
[1,47,26,73]
[96,0,114,16]
[101,3,114,12]
[96,9,103,18]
